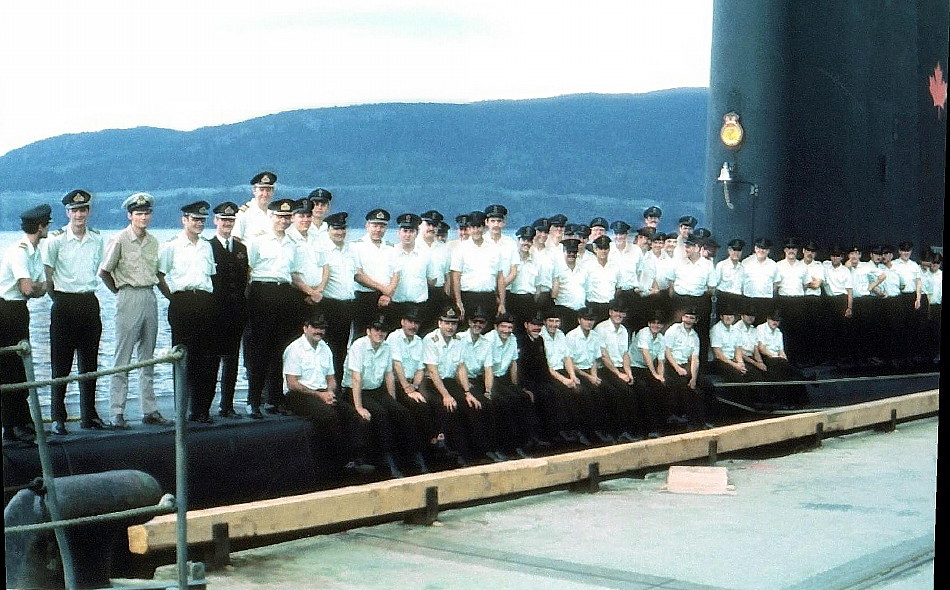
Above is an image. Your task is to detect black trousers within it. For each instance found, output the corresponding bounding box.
[245,282,300,409]
[599,369,644,437]
[210,295,246,413]
[354,290,389,335]
[49,291,102,423]
[347,386,418,459]
[1,299,30,429]
[286,390,368,479]
[506,292,538,332]
[776,295,805,364]
[663,364,707,427]
[422,376,491,461]
[631,367,669,434]
[488,373,540,451]
[314,297,354,385]
[168,290,216,418]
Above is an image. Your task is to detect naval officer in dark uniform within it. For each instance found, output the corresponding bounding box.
[42,190,109,434]
[1,204,51,443]
[208,201,249,418]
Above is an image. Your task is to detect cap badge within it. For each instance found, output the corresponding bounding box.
[375,211,385,220]
[224,206,235,215]
[261,174,272,184]
[136,195,148,205]
[280,202,291,212]
[198,205,208,215]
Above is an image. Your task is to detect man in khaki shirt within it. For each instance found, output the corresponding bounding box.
[99,192,172,429]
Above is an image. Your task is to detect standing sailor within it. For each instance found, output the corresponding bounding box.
[208,201,249,418]
[99,193,172,428]
[1,204,51,442]
[157,201,217,423]
[244,198,303,418]
[43,190,108,434]
[352,209,397,334]
[320,212,358,384]
[233,171,277,242]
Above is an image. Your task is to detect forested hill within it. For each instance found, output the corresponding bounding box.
[0,88,708,229]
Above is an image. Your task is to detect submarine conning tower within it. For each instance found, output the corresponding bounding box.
[704,0,948,252]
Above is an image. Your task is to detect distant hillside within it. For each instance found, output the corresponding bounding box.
[0,89,708,229]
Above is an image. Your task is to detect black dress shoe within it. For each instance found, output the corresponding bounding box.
[344,460,376,475]
[81,417,109,429]
[485,451,504,463]
[218,408,244,419]
[52,421,68,436]
[514,447,531,459]
[558,430,578,443]
[594,431,616,444]
[249,406,264,419]
[382,453,404,478]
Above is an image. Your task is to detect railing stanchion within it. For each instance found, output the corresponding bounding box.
[18,340,79,590]
[173,345,190,590]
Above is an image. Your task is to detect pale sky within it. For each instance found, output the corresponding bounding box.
[1,0,712,156]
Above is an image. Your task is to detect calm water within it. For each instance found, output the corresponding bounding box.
[2,228,235,419]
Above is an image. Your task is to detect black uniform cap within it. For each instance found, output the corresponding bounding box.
[495,312,516,325]
[589,216,609,228]
[21,204,52,224]
[591,235,612,249]
[577,307,597,320]
[325,212,349,228]
[783,237,801,249]
[727,238,746,251]
[532,218,551,232]
[268,199,296,215]
[396,213,422,229]
[469,306,489,320]
[250,171,277,186]
[63,190,92,209]
[802,240,820,252]
[678,215,698,228]
[548,213,568,227]
[484,204,508,219]
[561,238,581,253]
[753,237,773,249]
[307,188,332,202]
[643,206,662,218]
[455,214,470,228]
[213,201,240,218]
[401,306,421,321]
[304,313,329,328]
[610,220,631,234]
[515,226,537,240]
[365,209,391,224]
[467,210,487,226]
[693,227,711,239]
[420,209,443,223]
[181,201,210,217]
[636,226,656,238]
[897,241,914,251]
[293,198,314,214]
[439,306,462,322]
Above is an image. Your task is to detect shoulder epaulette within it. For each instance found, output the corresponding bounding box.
[233,236,244,243]
[89,228,100,234]
[238,202,251,212]
[18,242,28,249]
[51,229,64,237]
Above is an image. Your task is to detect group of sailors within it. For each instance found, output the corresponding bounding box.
[0,172,942,481]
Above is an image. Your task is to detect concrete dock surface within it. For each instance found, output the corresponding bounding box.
[141,416,937,590]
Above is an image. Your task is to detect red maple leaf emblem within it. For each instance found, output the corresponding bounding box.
[928,63,947,117]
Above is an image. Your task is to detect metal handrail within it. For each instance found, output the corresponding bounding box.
[0,347,185,393]
[2,340,193,590]
[5,494,176,535]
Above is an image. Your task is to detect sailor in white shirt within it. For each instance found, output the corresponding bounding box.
[540,310,589,446]
[457,307,504,461]
[709,308,748,382]
[233,171,277,242]
[608,220,642,313]
[893,241,924,363]
[669,236,717,365]
[244,198,304,418]
[663,308,708,428]
[774,238,810,365]
[821,245,854,365]
[530,218,557,311]
[320,212,359,384]
[584,235,621,324]
[283,313,373,477]
[1,204,51,442]
[484,204,519,300]
[551,238,589,332]
[629,311,670,437]
[756,310,790,384]
[305,188,335,252]
[422,306,482,465]
[352,209,397,334]
[593,302,643,441]
[287,199,329,322]
[450,210,504,325]
[42,190,108,433]
[507,226,542,329]
[715,239,746,317]
[799,241,826,365]
[418,210,451,333]
[157,201,217,423]
[390,213,432,329]
[741,237,781,319]
[343,315,426,478]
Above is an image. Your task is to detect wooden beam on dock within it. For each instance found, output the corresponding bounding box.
[128,389,938,555]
